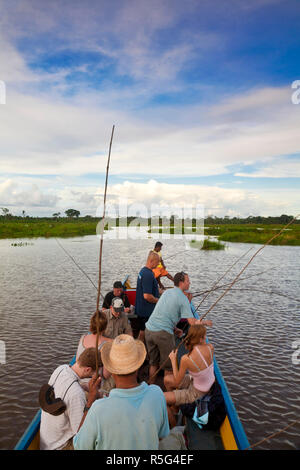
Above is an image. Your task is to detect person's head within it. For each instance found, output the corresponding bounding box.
[154,241,163,252]
[185,324,207,353]
[146,250,160,269]
[76,347,101,378]
[174,271,190,291]
[113,281,123,298]
[110,297,124,318]
[101,334,146,377]
[90,310,108,335]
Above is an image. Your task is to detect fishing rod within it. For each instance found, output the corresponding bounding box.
[222,287,300,304]
[95,125,115,378]
[148,214,300,383]
[245,418,300,450]
[199,214,300,322]
[193,247,253,312]
[191,267,274,298]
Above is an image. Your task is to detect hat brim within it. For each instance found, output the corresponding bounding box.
[101,339,146,375]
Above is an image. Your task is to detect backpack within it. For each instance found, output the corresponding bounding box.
[180,380,227,431]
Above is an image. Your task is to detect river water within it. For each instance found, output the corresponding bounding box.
[0,229,299,450]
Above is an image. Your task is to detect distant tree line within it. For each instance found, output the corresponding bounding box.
[0,208,298,225]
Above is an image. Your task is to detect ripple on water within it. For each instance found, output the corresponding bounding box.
[0,237,299,449]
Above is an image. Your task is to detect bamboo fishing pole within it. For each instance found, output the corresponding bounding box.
[199,214,299,322]
[194,246,253,312]
[95,125,115,378]
[148,214,299,383]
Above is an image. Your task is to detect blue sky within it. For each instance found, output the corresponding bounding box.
[0,0,299,217]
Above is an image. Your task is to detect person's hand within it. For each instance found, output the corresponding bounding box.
[169,349,178,362]
[201,319,213,327]
[174,327,184,338]
[87,373,102,405]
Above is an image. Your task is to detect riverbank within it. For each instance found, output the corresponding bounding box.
[149,224,300,246]
[1,218,300,245]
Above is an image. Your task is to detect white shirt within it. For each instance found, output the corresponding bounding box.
[39,365,86,450]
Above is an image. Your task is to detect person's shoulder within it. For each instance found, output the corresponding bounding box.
[147,383,166,398]
[51,364,68,377]
[90,396,110,411]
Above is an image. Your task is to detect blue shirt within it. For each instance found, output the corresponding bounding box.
[135,267,159,318]
[145,287,193,335]
[73,382,169,450]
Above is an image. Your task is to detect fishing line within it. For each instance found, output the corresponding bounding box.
[191,268,275,298]
[200,214,300,322]
[54,237,101,295]
[246,419,300,450]
[194,247,253,312]
[148,214,300,383]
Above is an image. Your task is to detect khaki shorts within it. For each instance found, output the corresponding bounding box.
[145,329,175,371]
[173,374,206,406]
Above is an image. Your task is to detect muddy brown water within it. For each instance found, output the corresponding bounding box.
[0,234,299,449]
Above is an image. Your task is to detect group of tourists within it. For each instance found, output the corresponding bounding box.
[39,242,214,450]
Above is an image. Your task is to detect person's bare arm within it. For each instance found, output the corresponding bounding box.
[143,293,158,303]
[77,374,101,432]
[187,318,213,327]
[169,351,188,388]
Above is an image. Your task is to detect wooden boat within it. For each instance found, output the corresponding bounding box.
[14,282,250,451]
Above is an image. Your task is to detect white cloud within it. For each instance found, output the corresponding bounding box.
[51,179,293,218]
[235,158,300,178]
[0,179,59,209]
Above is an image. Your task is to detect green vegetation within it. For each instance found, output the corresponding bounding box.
[190,238,226,250]
[205,224,300,246]
[11,242,34,247]
[0,217,99,239]
[0,212,299,245]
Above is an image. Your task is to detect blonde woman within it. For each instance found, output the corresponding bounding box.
[163,324,215,409]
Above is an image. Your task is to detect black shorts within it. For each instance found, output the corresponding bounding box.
[130,316,148,334]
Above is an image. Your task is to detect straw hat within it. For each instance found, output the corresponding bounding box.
[101,334,146,375]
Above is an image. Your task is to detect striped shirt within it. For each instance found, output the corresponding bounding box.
[40,365,86,450]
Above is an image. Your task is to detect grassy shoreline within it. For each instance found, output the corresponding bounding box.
[0,218,300,246]
[190,238,226,250]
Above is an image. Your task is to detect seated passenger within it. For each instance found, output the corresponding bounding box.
[73,335,170,450]
[102,297,133,339]
[163,325,215,423]
[40,348,100,450]
[76,311,114,394]
[102,281,131,313]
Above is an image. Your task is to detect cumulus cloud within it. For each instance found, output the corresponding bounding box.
[0,179,59,209]
[0,0,299,218]
[52,179,290,218]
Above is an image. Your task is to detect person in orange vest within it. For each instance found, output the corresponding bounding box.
[152,242,174,289]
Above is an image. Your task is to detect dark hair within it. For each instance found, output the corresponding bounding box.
[174,271,187,286]
[90,311,108,334]
[155,241,163,248]
[113,281,123,289]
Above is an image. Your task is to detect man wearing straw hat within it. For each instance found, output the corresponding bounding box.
[73,334,170,450]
